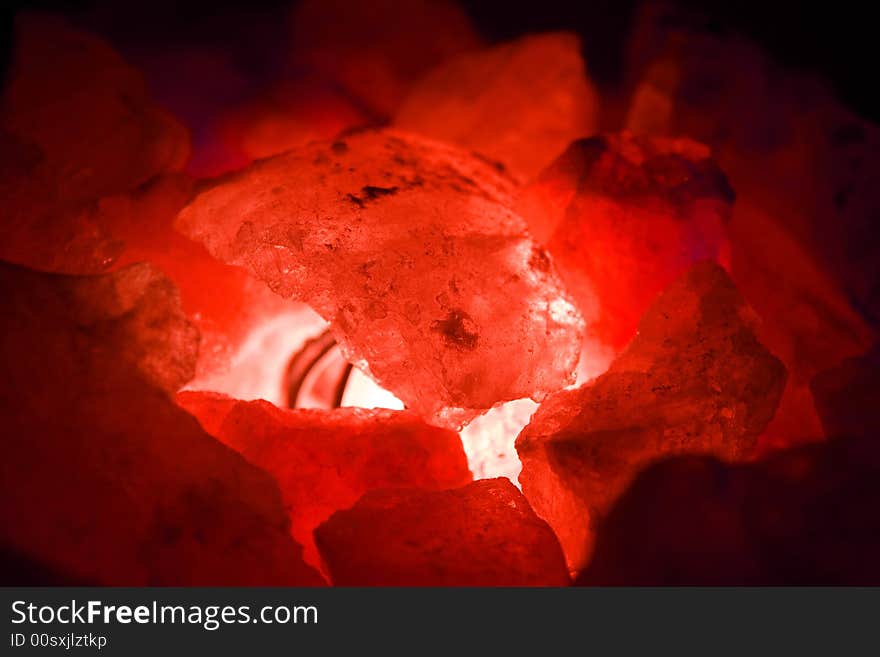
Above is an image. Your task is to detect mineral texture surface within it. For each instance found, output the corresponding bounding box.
[0,262,322,585]
[623,2,878,446]
[396,32,598,181]
[177,129,584,427]
[516,262,786,571]
[520,133,734,350]
[314,478,570,586]
[177,392,472,568]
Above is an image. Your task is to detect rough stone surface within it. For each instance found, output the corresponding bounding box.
[0,13,189,274]
[315,478,571,586]
[578,435,880,585]
[521,133,733,350]
[396,32,598,182]
[0,13,360,405]
[213,78,367,166]
[730,201,874,451]
[516,262,786,571]
[624,1,880,345]
[0,262,323,585]
[104,174,310,389]
[177,129,584,427]
[177,392,472,568]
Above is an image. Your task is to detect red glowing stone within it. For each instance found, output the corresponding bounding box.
[730,202,874,451]
[177,129,584,427]
[177,392,472,569]
[396,32,599,182]
[516,262,787,572]
[0,262,322,585]
[578,435,880,585]
[624,1,879,372]
[314,478,571,586]
[521,132,733,350]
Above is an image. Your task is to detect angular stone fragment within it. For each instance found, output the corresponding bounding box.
[315,478,570,586]
[578,435,880,585]
[396,32,599,182]
[729,210,868,370]
[289,0,481,118]
[0,262,322,585]
[516,262,786,571]
[730,202,873,450]
[541,145,725,371]
[520,133,733,350]
[0,135,325,401]
[0,13,190,274]
[177,392,472,568]
[177,129,584,427]
[103,174,313,391]
[625,1,880,334]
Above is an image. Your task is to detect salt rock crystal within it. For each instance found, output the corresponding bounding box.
[624,1,880,334]
[521,133,733,350]
[176,392,472,568]
[395,32,599,182]
[731,201,873,451]
[102,174,315,391]
[314,478,570,586]
[0,262,322,585]
[289,0,481,119]
[621,3,878,447]
[516,262,787,572]
[177,129,584,427]
[0,13,189,274]
[0,148,323,401]
[578,435,880,585]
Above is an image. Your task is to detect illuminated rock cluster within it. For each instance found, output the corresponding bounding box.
[516,262,787,571]
[315,478,571,586]
[396,32,598,181]
[0,262,322,585]
[1,1,878,587]
[177,129,584,427]
[623,1,878,447]
[177,392,472,568]
[520,132,734,350]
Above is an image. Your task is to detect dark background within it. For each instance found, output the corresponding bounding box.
[1,0,877,122]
